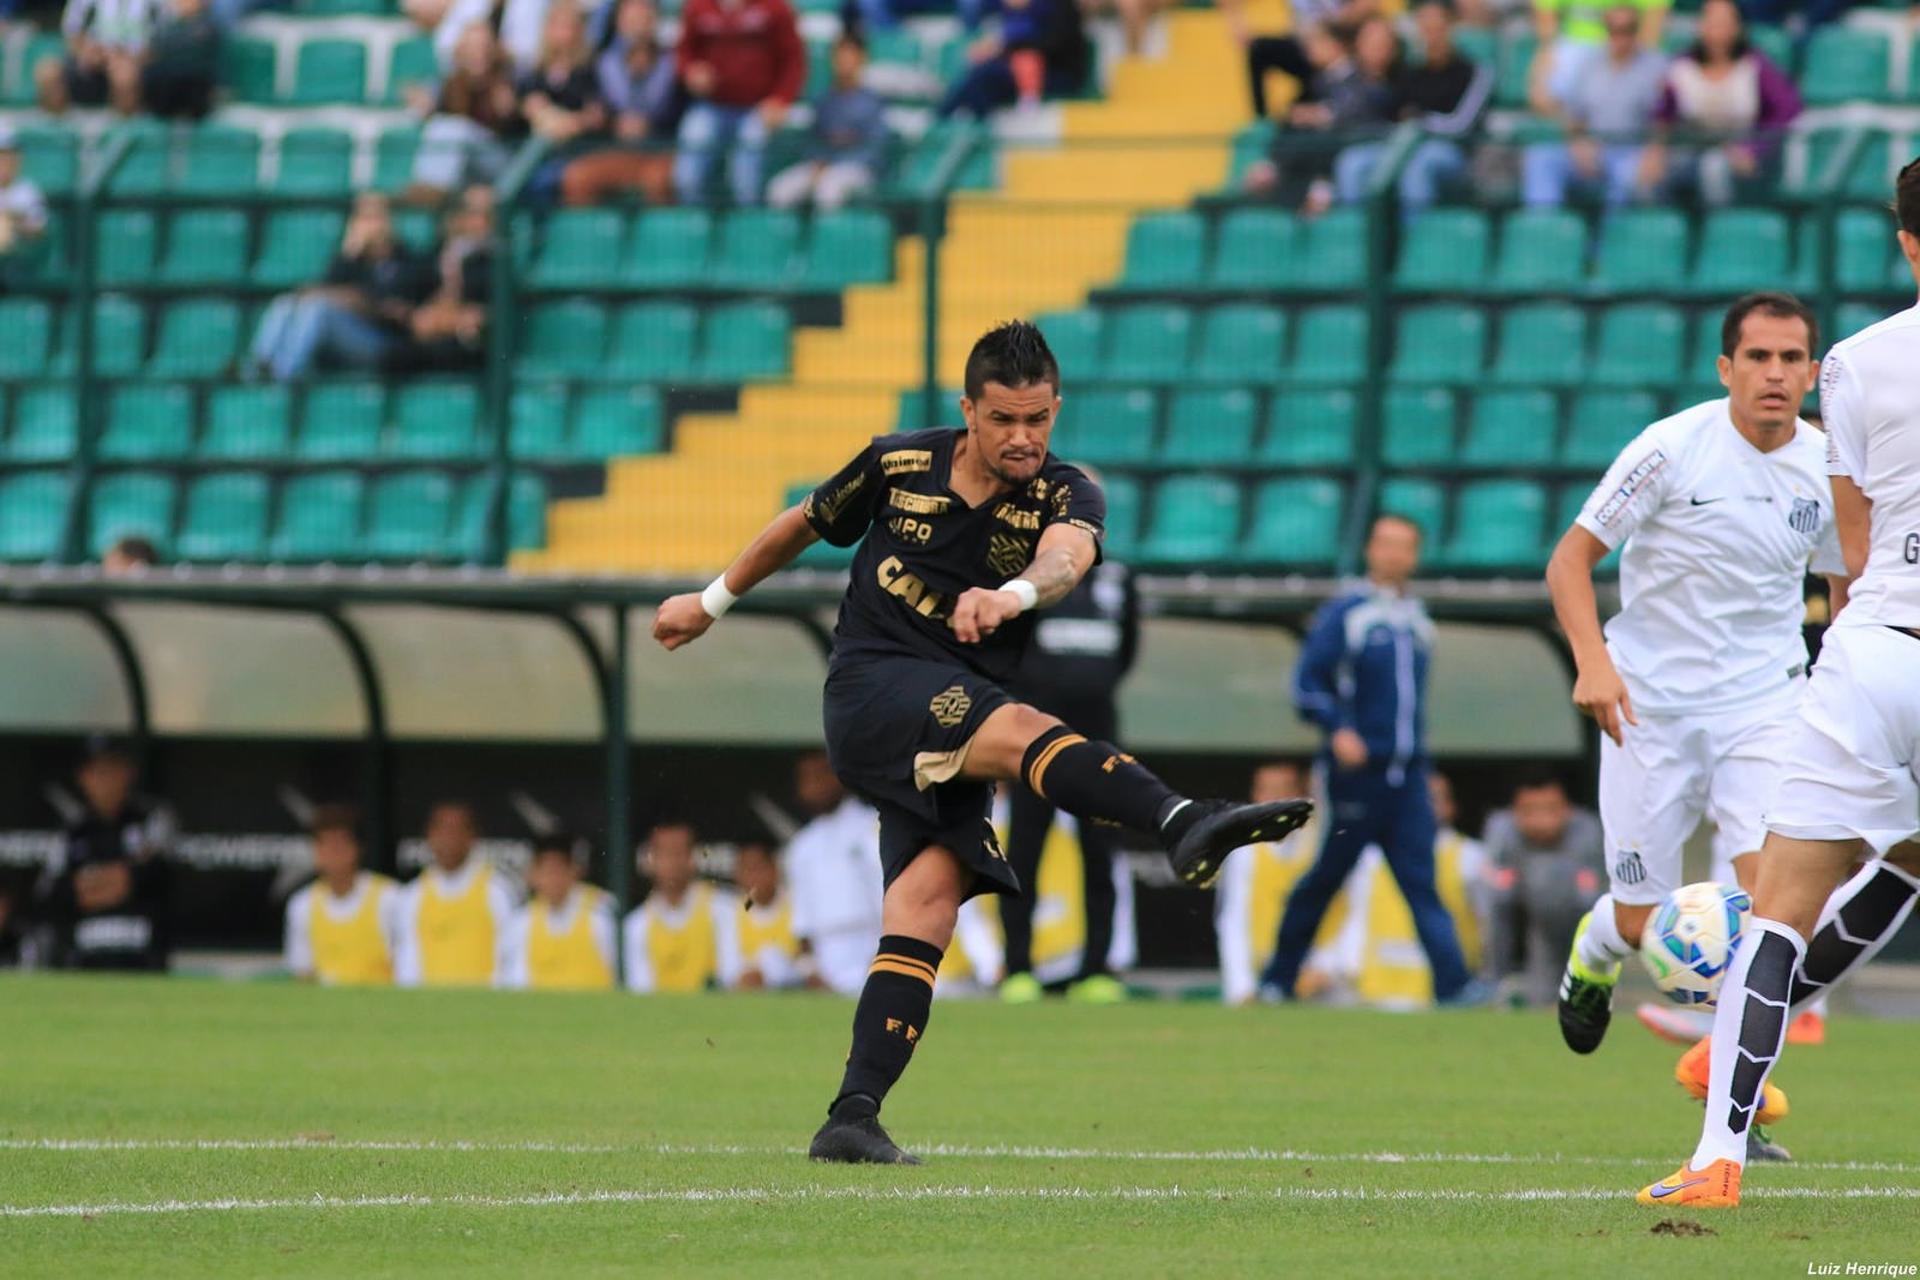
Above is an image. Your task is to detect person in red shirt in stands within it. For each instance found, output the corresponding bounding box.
[673,0,806,204]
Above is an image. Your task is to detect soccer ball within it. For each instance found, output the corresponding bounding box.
[1639,881,1753,1007]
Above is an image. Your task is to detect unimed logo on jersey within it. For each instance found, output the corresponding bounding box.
[1594,451,1667,528]
[1614,850,1648,886]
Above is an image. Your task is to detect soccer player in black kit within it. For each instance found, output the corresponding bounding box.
[653,321,1312,1164]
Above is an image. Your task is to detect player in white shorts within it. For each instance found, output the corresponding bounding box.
[1641,165,1920,1207]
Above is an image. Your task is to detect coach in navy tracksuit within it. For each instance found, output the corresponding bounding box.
[1259,514,1477,1003]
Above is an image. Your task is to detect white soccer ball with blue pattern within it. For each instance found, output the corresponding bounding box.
[1639,881,1753,1007]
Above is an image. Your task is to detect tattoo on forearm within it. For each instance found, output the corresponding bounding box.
[1024,547,1082,607]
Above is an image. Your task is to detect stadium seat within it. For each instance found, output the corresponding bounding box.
[1194,303,1287,384]
[7,386,77,462]
[1291,305,1369,384]
[69,295,150,377]
[374,125,420,192]
[254,209,345,286]
[510,385,570,460]
[0,299,53,378]
[220,35,279,103]
[1562,390,1658,469]
[88,470,177,555]
[271,470,365,559]
[697,301,791,381]
[1459,389,1559,469]
[289,39,369,104]
[1050,388,1157,465]
[1377,475,1447,543]
[100,384,194,461]
[798,209,893,288]
[1590,303,1687,387]
[895,386,961,432]
[385,36,440,104]
[1690,208,1791,296]
[391,381,483,458]
[532,208,629,287]
[520,299,609,378]
[1496,31,1537,108]
[1140,474,1243,564]
[1289,209,1367,292]
[202,385,293,460]
[454,470,549,556]
[572,386,666,458]
[1393,208,1491,293]
[1799,27,1891,105]
[1684,309,1728,374]
[608,301,700,378]
[0,471,73,560]
[17,126,79,197]
[1260,388,1358,467]
[156,209,250,285]
[1381,386,1457,466]
[1118,211,1207,291]
[147,299,242,378]
[713,208,802,286]
[176,471,271,560]
[1836,300,1898,340]
[6,34,67,108]
[626,209,712,286]
[178,124,261,195]
[1835,208,1900,292]
[1162,388,1258,466]
[1591,210,1689,295]
[1036,308,1103,373]
[1442,479,1549,570]
[1103,304,1194,383]
[367,470,458,559]
[1491,209,1587,295]
[275,127,355,196]
[297,382,387,459]
[1210,207,1297,290]
[1389,305,1485,384]
[96,210,158,285]
[1240,476,1344,567]
[1099,473,1142,560]
[1490,302,1588,387]
[106,121,170,195]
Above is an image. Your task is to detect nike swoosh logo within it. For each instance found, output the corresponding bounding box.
[1690,497,1722,506]
[1649,1176,1709,1198]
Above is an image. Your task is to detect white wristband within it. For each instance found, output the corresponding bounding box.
[700,575,739,620]
[1000,579,1039,613]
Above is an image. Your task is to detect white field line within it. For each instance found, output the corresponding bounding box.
[5,1184,1920,1220]
[8,1138,1920,1176]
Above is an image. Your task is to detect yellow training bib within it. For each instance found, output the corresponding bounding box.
[527,888,614,991]
[309,874,396,986]
[417,867,498,987]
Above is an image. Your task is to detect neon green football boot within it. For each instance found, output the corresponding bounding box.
[1557,912,1620,1055]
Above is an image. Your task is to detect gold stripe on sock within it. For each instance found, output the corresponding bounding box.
[1025,733,1086,800]
[869,958,938,986]
[876,951,939,980]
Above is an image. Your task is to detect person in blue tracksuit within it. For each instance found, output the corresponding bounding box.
[1259,514,1482,1004]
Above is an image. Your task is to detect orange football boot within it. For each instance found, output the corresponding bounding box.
[1676,1038,1788,1124]
[1637,1158,1741,1208]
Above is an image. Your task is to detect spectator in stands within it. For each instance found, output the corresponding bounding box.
[1482,770,1605,1006]
[1332,0,1492,214]
[938,0,1090,119]
[1528,0,1664,115]
[392,184,494,374]
[0,128,49,274]
[498,835,616,990]
[101,535,159,573]
[674,0,806,204]
[557,0,683,206]
[284,805,402,985]
[34,737,175,971]
[622,821,742,993]
[36,0,164,115]
[1222,0,1381,120]
[248,192,432,382]
[429,0,553,74]
[139,0,219,119]
[784,751,884,996]
[393,801,518,986]
[765,33,889,211]
[1243,17,1401,213]
[732,840,805,989]
[1520,5,1667,208]
[518,0,612,202]
[1640,0,1800,206]
[405,23,524,206]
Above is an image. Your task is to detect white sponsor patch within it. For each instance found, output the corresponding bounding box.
[1593,449,1668,527]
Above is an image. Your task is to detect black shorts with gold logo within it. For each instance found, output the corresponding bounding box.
[822,655,1018,898]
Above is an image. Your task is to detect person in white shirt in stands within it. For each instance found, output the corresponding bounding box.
[0,129,49,269]
[392,801,519,988]
[1640,165,1920,1208]
[784,752,885,996]
[284,805,402,986]
[623,821,742,993]
[497,835,616,991]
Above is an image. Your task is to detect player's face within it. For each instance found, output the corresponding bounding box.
[794,753,843,816]
[528,852,577,905]
[1428,773,1456,828]
[426,805,476,870]
[313,829,360,882]
[1364,517,1421,586]
[648,827,696,894]
[734,847,778,902]
[77,756,134,818]
[1251,764,1304,803]
[1717,312,1813,433]
[1512,785,1570,845]
[962,381,1059,486]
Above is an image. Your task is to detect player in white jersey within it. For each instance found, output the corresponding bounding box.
[1640,164,1920,1207]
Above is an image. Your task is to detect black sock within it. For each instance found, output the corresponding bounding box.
[1725,924,1798,1137]
[1020,725,1186,839]
[831,934,942,1117]
[1788,863,1919,1007]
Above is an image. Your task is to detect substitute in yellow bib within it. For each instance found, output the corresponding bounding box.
[733,841,804,989]
[393,801,517,987]
[284,804,400,985]
[623,822,742,994]
[498,835,616,990]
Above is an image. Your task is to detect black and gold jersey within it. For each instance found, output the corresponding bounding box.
[804,428,1106,681]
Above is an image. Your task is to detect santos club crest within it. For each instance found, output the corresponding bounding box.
[1787,497,1820,534]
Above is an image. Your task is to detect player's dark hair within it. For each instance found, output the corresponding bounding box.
[106,535,159,566]
[1898,154,1920,239]
[964,320,1060,401]
[310,804,360,841]
[1720,291,1818,358]
[1510,768,1567,798]
[735,840,775,863]
[835,27,866,53]
[531,832,577,862]
[1372,511,1424,543]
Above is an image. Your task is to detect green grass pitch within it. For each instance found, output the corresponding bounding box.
[4,975,1917,1277]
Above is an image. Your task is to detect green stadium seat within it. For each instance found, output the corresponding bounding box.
[1103,304,1193,383]
[177,471,273,561]
[1590,302,1687,387]
[531,208,629,288]
[1036,308,1103,373]
[77,295,150,377]
[6,33,66,107]
[1836,300,1899,339]
[1099,474,1142,560]
[178,124,261,195]
[1140,474,1242,565]
[1222,122,1273,192]
[157,209,251,285]
[1492,209,1586,294]
[1563,390,1657,469]
[271,470,364,560]
[713,208,802,286]
[1194,304,1287,384]
[453,470,549,557]
[88,471,177,555]
[0,299,53,378]
[367,470,458,559]
[1394,208,1491,293]
[17,126,79,196]
[894,386,961,432]
[148,299,242,378]
[96,210,158,285]
[1799,27,1890,105]
[1389,305,1485,384]
[1836,208,1900,293]
[391,381,482,458]
[1690,208,1791,295]
[1118,211,1207,291]
[520,299,609,378]
[1591,210,1689,295]
[220,35,279,103]
[1459,389,1559,469]
[1378,475,1447,543]
[1684,308,1727,373]
[510,385,570,460]
[275,127,355,196]
[1240,476,1344,568]
[573,386,666,458]
[1381,386,1456,466]
[1289,209,1367,292]
[290,39,369,104]
[1291,305,1369,383]
[1162,388,1258,466]
[385,36,440,104]
[798,210,893,288]
[608,301,700,378]
[7,386,77,462]
[1496,31,1537,108]
[297,382,387,459]
[100,384,194,461]
[253,209,345,286]
[1261,388,1357,467]
[106,120,171,195]
[374,125,420,192]
[1786,127,1892,201]
[626,209,712,286]
[202,385,293,460]
[698,301,791,381]
[1490,302,1588,387]
[0,470,72,560]
[1210,207,1296,290]
[1053,387,1158,466]
[1442,478,1548,570]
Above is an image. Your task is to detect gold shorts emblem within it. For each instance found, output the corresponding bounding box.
[929,685,973,728]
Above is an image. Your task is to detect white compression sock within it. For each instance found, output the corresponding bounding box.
[1691,917,1806,1170]
[1574,894,1633,974]
[1788,859,1920,1018]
